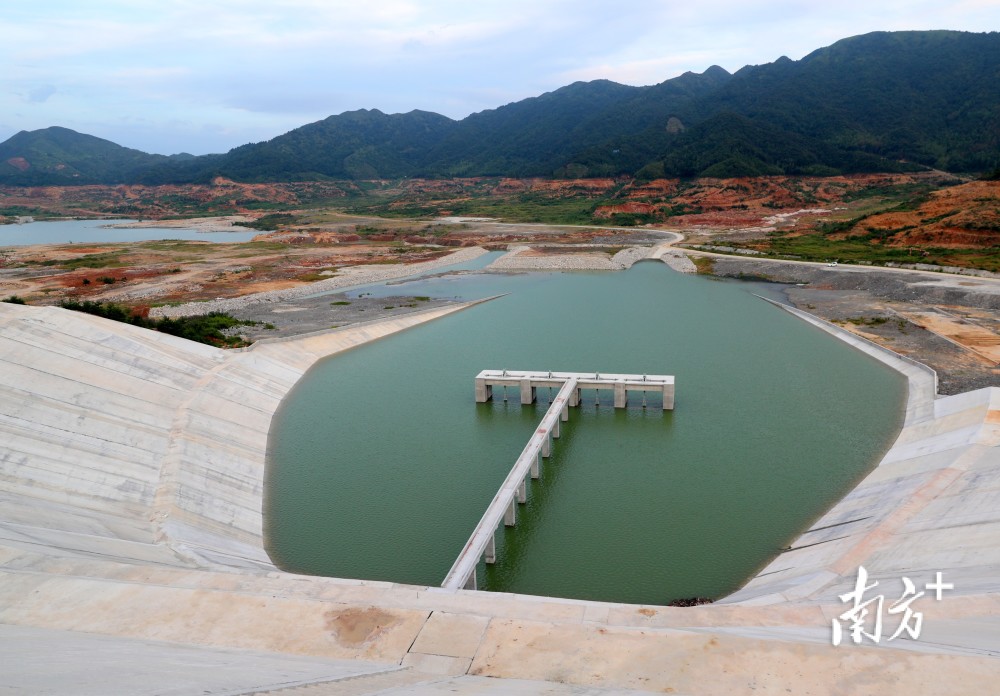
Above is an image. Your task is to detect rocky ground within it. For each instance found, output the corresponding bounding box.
[696,255,1000,394]
[150,246,488,317]
[485,245,648,271]
[227,291,460,342]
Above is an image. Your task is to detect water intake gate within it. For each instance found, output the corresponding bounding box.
[442,370,675,591]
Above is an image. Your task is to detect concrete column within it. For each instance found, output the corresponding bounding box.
[663,384,675,410]
[561,403,569,421]
[475,379,492,403]
[520,379,536,405]
[504,499,516,526]
[464,570,477,591]
[569,388,580,407]
[614,382,627,408]
[485,534,496,564]
[530,452,540,479]
[542,434,551,457]
[517,479,526,503]
[553,419,560,438]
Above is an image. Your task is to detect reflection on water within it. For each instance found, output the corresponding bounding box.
[266,261,905,604]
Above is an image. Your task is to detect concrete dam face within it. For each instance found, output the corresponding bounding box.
[1,292,999,693]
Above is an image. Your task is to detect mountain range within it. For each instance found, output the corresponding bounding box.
[1,30,998,186]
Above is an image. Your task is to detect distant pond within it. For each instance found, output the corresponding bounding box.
[0,219,259,246]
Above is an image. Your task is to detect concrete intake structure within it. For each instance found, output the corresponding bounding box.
[474,369,675,410]
[445,369,675,591]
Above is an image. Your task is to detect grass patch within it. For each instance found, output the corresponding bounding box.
[752,234,1000,272]
[331,300,351,305]
[43,251,127,270]
[837,316,891,326]
[692,256,716,274]
[347,191,603,225]
[59,300,256,348]
[245,213,300,231]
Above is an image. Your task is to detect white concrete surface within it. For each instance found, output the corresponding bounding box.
[0,624,401,696]
[0,300,491,571]
[2,624,656,696]
[475,369,674,410]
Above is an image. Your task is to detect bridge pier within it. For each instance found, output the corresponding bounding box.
[520,379,535,404]
[475,378,492,403]
[504,499,516,526]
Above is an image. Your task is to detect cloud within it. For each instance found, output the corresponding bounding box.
[26,85,56,103]
[0,0,997,154]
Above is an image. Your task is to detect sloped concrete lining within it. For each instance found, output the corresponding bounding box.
[1,297,1000,694]
[0,300,494,570]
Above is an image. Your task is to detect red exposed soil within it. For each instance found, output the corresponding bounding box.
[838,180,1000,249]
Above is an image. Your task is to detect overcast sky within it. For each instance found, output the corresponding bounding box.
[2,1,997,155]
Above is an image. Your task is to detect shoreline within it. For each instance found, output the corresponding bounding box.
[150,246,490,318]
[106,215,256,233]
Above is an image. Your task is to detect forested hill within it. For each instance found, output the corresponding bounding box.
[0,127,195,185]
[2,30,998,185]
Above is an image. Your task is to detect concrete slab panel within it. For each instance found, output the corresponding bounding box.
[409,612,490,659]
[0,624,398,696]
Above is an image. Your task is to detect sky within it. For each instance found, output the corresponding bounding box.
[2,1,997,155]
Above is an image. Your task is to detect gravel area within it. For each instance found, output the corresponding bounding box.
[590,230,677,244]
[659,251,697,274]
[226,292,461,342]
[702,256,1000,394]
[703,257,1000,310]
[150,246,488,318]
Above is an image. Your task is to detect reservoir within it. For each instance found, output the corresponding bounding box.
[265,262,906,604]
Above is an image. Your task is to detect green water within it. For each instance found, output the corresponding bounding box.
[265,262,906,604]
